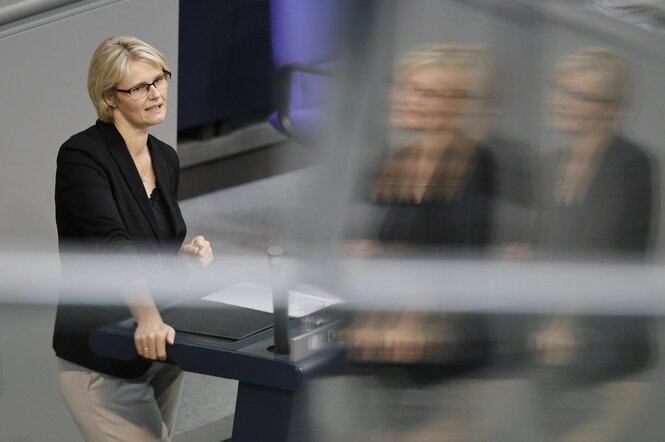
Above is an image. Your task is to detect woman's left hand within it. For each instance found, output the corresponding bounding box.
[180,235,213,267]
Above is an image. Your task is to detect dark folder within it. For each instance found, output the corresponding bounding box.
[159,298,274,340]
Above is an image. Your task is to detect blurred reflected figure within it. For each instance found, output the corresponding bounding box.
[532,48,659,441]
[541,47,657,256]
[374,45,497,247]
[338,45,498,442]
[347,45,496,366]
[535,48,657,370]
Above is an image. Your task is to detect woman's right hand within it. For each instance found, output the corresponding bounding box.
[133,315,176,361]
[123,279,176,361]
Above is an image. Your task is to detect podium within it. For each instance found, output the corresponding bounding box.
[89,310,342,442]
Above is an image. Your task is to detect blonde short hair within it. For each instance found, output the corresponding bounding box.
[554,47,628,107]
[88,36,170,122]
[396,44,496,100]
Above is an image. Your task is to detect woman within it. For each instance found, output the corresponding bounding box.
[374,45,497,248]
[53,36,213,441]
[540,47,656,258]
[534,48,656,376]
[532,48,658,441]
[337,45,498,442]
[346,45,496,368]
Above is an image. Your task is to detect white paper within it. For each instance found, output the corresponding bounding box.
[201,282,343,318]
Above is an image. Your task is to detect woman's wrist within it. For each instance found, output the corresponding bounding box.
[131,303,163,326]
[122,278,163,325]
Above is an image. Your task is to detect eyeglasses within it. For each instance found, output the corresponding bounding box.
[396,85,486,101]
[552,83,616,104]
[115,71,171,100]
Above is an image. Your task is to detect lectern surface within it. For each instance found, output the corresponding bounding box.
[159,298,274,340]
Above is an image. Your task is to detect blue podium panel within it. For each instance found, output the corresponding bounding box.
[89,312,342,441]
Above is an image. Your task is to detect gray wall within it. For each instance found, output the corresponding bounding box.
[0,1,178,440]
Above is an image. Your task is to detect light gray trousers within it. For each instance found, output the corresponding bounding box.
[57,358,184,442]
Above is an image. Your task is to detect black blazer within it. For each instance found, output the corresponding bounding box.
[540,135,658,257]
[377,143,497,248]
[538,136,659,384]
[53,120,187,378]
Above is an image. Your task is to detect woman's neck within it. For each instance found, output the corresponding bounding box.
[114,120,149,157]
[567,128,615,161]
[420,130,457,152]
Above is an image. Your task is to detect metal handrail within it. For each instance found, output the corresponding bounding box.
[0,0,78,27]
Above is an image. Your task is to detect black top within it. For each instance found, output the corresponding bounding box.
[539,135,658,258]
[376,142,497,248]
[149,187,175,240]
[367,140,497,375]
[53,120,187,378]
[537,136,659,384]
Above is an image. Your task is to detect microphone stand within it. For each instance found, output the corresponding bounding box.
[268,246,290,355]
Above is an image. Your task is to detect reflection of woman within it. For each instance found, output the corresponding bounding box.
[375,45,497,248]
[540,48,657,258]
[535,49,656,376]
[533,48,658,440]
[346,46,496,368]
[337,45,500,442]
[53,36,212,441]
